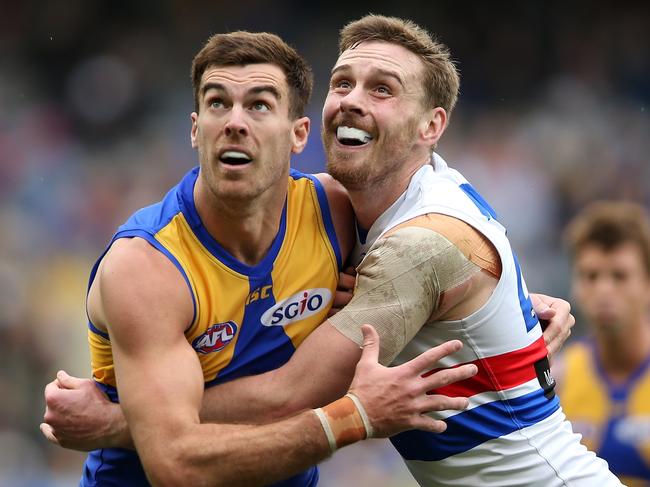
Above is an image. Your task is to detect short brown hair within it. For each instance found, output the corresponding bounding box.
[339,15,460,117]
[191,31,313,118]
[565,201,650,276]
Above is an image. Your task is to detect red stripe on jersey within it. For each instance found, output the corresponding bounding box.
[424,336,548,398]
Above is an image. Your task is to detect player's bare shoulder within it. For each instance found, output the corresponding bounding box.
[314,173,355,258]
[88,237,193,336]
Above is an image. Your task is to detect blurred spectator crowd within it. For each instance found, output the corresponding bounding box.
[0,1,647,485]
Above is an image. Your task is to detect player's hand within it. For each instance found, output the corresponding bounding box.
[327,266,356,317]
[348,325,477,438]
[40,370,131,451]
[531,293,575,359]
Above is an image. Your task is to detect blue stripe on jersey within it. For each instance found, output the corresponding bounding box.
[512,252,538,333]
[273,466,319,487]
[88,322,109,340]
[94,381,118,403]
[390,389,560,461]
[291,170,343,271]
[178,168,288,278]
[81,447,318,487]
[205,274,296,385]
[204,274,319,487]
[81,448,149,487]
[459,183,498,220]
[599,416,650,480]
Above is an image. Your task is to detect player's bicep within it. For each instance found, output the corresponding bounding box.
[94,239,200,446]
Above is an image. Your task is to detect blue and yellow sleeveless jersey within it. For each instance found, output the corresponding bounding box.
[81,166,342,487]
[558,339,650,487]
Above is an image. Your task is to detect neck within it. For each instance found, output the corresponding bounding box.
[594,317,650,382]
[348,160,427,230]
[194,177,288,267]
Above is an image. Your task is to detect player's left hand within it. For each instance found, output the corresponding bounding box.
[530,293,575,359]
[348,325,477,438]
[40,370,131,451]
[327,266,356,317]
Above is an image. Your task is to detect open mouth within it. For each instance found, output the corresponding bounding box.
[219,150,252,166]
[336,126,373,147]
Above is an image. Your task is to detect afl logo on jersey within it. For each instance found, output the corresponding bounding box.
[261,288,332,327]
[192,321,238,354]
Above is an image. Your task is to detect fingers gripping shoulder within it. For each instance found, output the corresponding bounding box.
[329,226,461,365]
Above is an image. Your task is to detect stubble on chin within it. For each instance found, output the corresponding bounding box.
[325,149,371,191]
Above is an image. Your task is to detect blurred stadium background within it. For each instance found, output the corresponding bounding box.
[0,1,648,485]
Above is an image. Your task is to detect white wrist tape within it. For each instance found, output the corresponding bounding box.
[345,392,374,439]
[313,393,372,453]
[314,407,337,453]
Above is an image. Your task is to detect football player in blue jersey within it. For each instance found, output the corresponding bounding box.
[558,201,650,486]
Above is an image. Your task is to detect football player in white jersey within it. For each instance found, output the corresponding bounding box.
[191,15,616,486]
[40,18,583,486]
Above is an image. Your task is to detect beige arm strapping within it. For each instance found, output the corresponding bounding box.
[328,226,479,365]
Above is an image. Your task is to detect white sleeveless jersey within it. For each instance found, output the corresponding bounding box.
[353,154,621,486]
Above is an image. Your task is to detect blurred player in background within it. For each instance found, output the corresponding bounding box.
[558,201,650,486]
[44,17,571,487]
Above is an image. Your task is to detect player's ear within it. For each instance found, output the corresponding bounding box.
[419,107,447,148]
[190,112,199,149]
[291,116,311,154]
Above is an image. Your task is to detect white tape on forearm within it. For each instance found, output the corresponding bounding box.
[345,392,374,439]
[313,407,337,453]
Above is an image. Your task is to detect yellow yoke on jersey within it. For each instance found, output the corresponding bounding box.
[87,166,342,401]
[558,340,650,486]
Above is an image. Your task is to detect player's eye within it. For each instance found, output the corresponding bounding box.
[210,99,224,109]
[375,85,391,95]
[252,101,270,112]
[333,79,352,90]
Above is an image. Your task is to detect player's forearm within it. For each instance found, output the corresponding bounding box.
[200,323,360,424]
[199,360,354,424]
[199,371,306,423]
[90,372,329,450]
[139,410,332,487]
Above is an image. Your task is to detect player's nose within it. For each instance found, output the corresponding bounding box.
[339,86,367,116]
[224,106,249,137]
